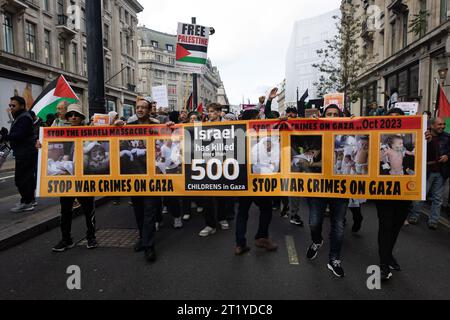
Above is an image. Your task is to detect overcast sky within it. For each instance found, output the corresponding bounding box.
[138,0,341,105]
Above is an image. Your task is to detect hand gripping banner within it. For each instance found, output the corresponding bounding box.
[37,116,427,200]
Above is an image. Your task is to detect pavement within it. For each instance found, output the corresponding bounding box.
[0,169,107,251]
[0,199,449,300]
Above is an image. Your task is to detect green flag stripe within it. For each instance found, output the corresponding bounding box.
[36,98,78,120]
[178,56,207,64]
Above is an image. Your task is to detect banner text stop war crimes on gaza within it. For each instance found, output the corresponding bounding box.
[37,116,427,200]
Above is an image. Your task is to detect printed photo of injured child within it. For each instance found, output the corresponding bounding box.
[47,142,75,176]
[380,134,415,176]
[83,141,110,175]
[334,135,370,175]
[291,135,322,174]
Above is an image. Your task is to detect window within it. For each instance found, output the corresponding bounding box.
[168,84,177,95]
[151,41,158,48]
[402,12,408,48]
[72,43,78,73]
[127,66,131,84]
[82,47,87,76]
[166,44,174,51]
[126,35,130,55]
[3,13,14,54]
[169,57,175,65]
[156,54,162,62]
[154,70,163,78]
[104,24,110,48]
[43,0,50,12]
[81,8,86,33]
[105,58,111,80]
[419,0,428,36]
[59,38,66,70]
[441,0,448,24]
[44,30,51,64]
[168,72,177,80]
[25,22,36,60]
[57,0,64,15]
[391,21,396,54]
[121,63,125,84]
[125,11,129,25]
[120,32,123,53]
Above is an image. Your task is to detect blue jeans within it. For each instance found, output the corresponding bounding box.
[308,198,348,261]
[410,172,443,224]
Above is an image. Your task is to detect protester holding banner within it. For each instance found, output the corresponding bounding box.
[235,105,277,255]
[198,103,231,237]
[305,104,348,278]
[125,98,165,262]
[0,96,37,213]
[375,107,412,281]
[50,104,98,252]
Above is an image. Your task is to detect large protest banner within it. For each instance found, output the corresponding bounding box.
[37,116,427,200]
[176,22,210,74]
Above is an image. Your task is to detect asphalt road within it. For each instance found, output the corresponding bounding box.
[0,198,449,300]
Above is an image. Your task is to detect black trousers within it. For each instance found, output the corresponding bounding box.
[60,197,96,241]
[375,200,411,266]
[203,197,229,228]
[131,197,158,249]
[236,197,273,247]
[15,156,36,204]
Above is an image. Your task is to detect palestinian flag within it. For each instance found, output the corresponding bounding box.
[176,43,208,65]
[197,102,203,114]
[31,75,79,120]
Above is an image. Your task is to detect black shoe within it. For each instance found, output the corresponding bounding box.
[352,215,363,233]
[389,256,401,271]
[306,240,323,260]
[86,238,98,249]
[327,260,345,278]
[145,247,156,263]
[134,240,144,252]
[280,205,289,217]
[52,239,74,252]
[290,214,304,226]
[380,264,393,281]
[428,222,438,230]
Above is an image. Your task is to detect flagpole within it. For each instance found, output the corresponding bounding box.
[192,17,198,111]
[434,78,440,118]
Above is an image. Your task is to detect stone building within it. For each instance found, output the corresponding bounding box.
[353,0,450,115]
[0,0,143,128]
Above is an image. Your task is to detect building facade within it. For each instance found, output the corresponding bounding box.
[0,0,143,129]
[137,27,227,111]
[285,9,340,106]
[354,0,450,115]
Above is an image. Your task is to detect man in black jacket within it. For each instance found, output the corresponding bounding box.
[408,117,450,230]
[0,96,37,213]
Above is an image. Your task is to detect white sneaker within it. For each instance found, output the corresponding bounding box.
[173,217,183,229]
[162,206,168,214]
[182,214,191,221]
[197,207,204,213]
[219,220,230,230]
[10,203,35,213]
[199,226,216,237]
[31,200,38,207]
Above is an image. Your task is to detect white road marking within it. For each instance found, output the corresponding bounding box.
[285,235,299,265]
